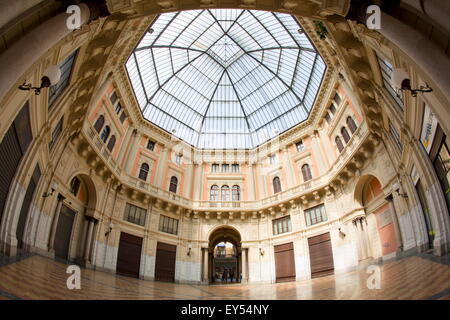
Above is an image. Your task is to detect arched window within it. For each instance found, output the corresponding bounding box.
[232,185,240,201]
[169,176,178,193]
[329,103,336,115]
[147,140,155,151]
[210,185,219,201]
[336,136,344,153]
[139,163,149,181]
[347,116,358,134]
[69,177,81,196]
[333,92,341,105]
[273,177,281,194]
[221,185,230,201]
[100,125,110,143]
[341,127,351,143]
[107,135,116,152]
[301,164,312,182]
[94,115,105,133]
[115,102,122,114]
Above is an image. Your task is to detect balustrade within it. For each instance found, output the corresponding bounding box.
[81,120,369,212]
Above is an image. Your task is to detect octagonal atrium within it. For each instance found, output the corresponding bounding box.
[0,0,449,305]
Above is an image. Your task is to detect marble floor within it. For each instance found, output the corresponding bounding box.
[0,253,449,300]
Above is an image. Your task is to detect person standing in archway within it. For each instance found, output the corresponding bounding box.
[222,269,226,283]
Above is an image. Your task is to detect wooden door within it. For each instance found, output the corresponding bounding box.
[116,232,143,278]
[155,242,177,282]
[54,205,76,260]
[274,242,296,283]
[16,165,41,249]
[308,232,334,278]
[0,102,32,223]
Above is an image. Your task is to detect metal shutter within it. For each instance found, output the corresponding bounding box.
[16,165,41,248]
[0,102,31,223]
[274,242,296,283]
[155,242,177,282]
[116,232,143,278]
[54,205,76,260]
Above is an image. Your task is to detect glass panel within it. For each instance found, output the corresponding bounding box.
[389,121,403,151]
[377,55,404,109]
[305,211,311,226]
[124,203,146,226]
[48,50,78,109]
[273,216,291,235]
[49,117,63,150]
[305,204,326,226]
[126,9,325,149]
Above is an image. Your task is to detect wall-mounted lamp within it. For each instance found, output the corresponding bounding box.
[392,68,433,97]
[187,243,192,256]
[42,188,55,198]
[259,247,264,256]
[105,222,115,236]
[18,65,61,95]
[392,182,408,199]
[42,181,58,198]
[338,227,346,237]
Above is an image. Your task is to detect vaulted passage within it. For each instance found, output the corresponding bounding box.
[208,227,243,284]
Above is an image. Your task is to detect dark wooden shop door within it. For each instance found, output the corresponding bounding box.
[274,242,296,283]
[308,232,334,278]
[54,205,76,260]
[155,242,177,282]
[0,102,32,224]
[16,165,41,249]
[116,232,143,278]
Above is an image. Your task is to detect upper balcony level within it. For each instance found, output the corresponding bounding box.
[80,114,371,213]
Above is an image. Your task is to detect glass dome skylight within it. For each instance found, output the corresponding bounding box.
[126,9,326,149]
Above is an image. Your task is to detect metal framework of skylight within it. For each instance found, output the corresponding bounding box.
[126,9,326,149]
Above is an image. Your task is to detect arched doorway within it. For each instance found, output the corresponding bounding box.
[51,173,98,265]
[207,226,242,284]
[354,175,400,260]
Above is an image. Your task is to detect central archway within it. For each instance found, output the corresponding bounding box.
[208,226,242,284]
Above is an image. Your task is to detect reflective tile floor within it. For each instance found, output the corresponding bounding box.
[0,253,449,300]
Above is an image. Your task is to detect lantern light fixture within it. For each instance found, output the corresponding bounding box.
[18,65,61,95]
[391,68,433,97]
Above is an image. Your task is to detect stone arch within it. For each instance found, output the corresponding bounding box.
[66,171,98,211]
[353,174,399,260]
[208,225,242,248]
[59,171,99,265]
[206,225,244,284]
[354,174,384,208]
